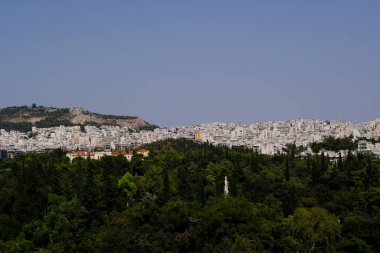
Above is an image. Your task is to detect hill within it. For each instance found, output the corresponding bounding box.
[0,105,156,132]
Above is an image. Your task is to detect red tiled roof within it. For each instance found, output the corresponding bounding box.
[112,151,133,156]
[68,151,94,157]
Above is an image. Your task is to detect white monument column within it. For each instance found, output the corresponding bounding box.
[224,176,229,196]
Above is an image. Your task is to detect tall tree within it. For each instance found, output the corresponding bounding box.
[285,156,290,182]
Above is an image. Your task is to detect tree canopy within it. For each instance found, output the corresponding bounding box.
[0,139,379,252]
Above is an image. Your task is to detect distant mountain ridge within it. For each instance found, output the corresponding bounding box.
[0,105,155,132]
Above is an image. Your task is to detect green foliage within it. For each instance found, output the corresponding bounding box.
[0,122,33,132]
[91,112,137,120]
[310,136,357,153]
[0,106,28,117]
[117,172,137,200]
[137,124,160,131]
[284,207,341,252]
[0,139,379,252]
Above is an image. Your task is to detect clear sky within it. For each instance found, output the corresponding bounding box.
[1,1,379,126]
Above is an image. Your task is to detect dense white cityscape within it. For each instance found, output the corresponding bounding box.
[1,118,380,158]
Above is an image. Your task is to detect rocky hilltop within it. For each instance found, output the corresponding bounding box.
[0,105,155,132]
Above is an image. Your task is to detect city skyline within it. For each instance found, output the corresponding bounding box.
[1,1,379,126]
[2,117,379,156]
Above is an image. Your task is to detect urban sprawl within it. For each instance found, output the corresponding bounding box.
[1,119,380,159]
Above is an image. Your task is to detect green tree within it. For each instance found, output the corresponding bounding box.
[284,207,341,253]
[285,156,290,182]
[118,172,137,205]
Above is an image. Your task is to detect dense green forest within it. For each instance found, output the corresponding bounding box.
[0,139,379,252]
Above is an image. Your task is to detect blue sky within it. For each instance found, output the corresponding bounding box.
[0,1,379,126]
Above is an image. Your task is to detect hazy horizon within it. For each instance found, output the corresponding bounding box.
[1,1,379,126]
[1,104,378,128]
